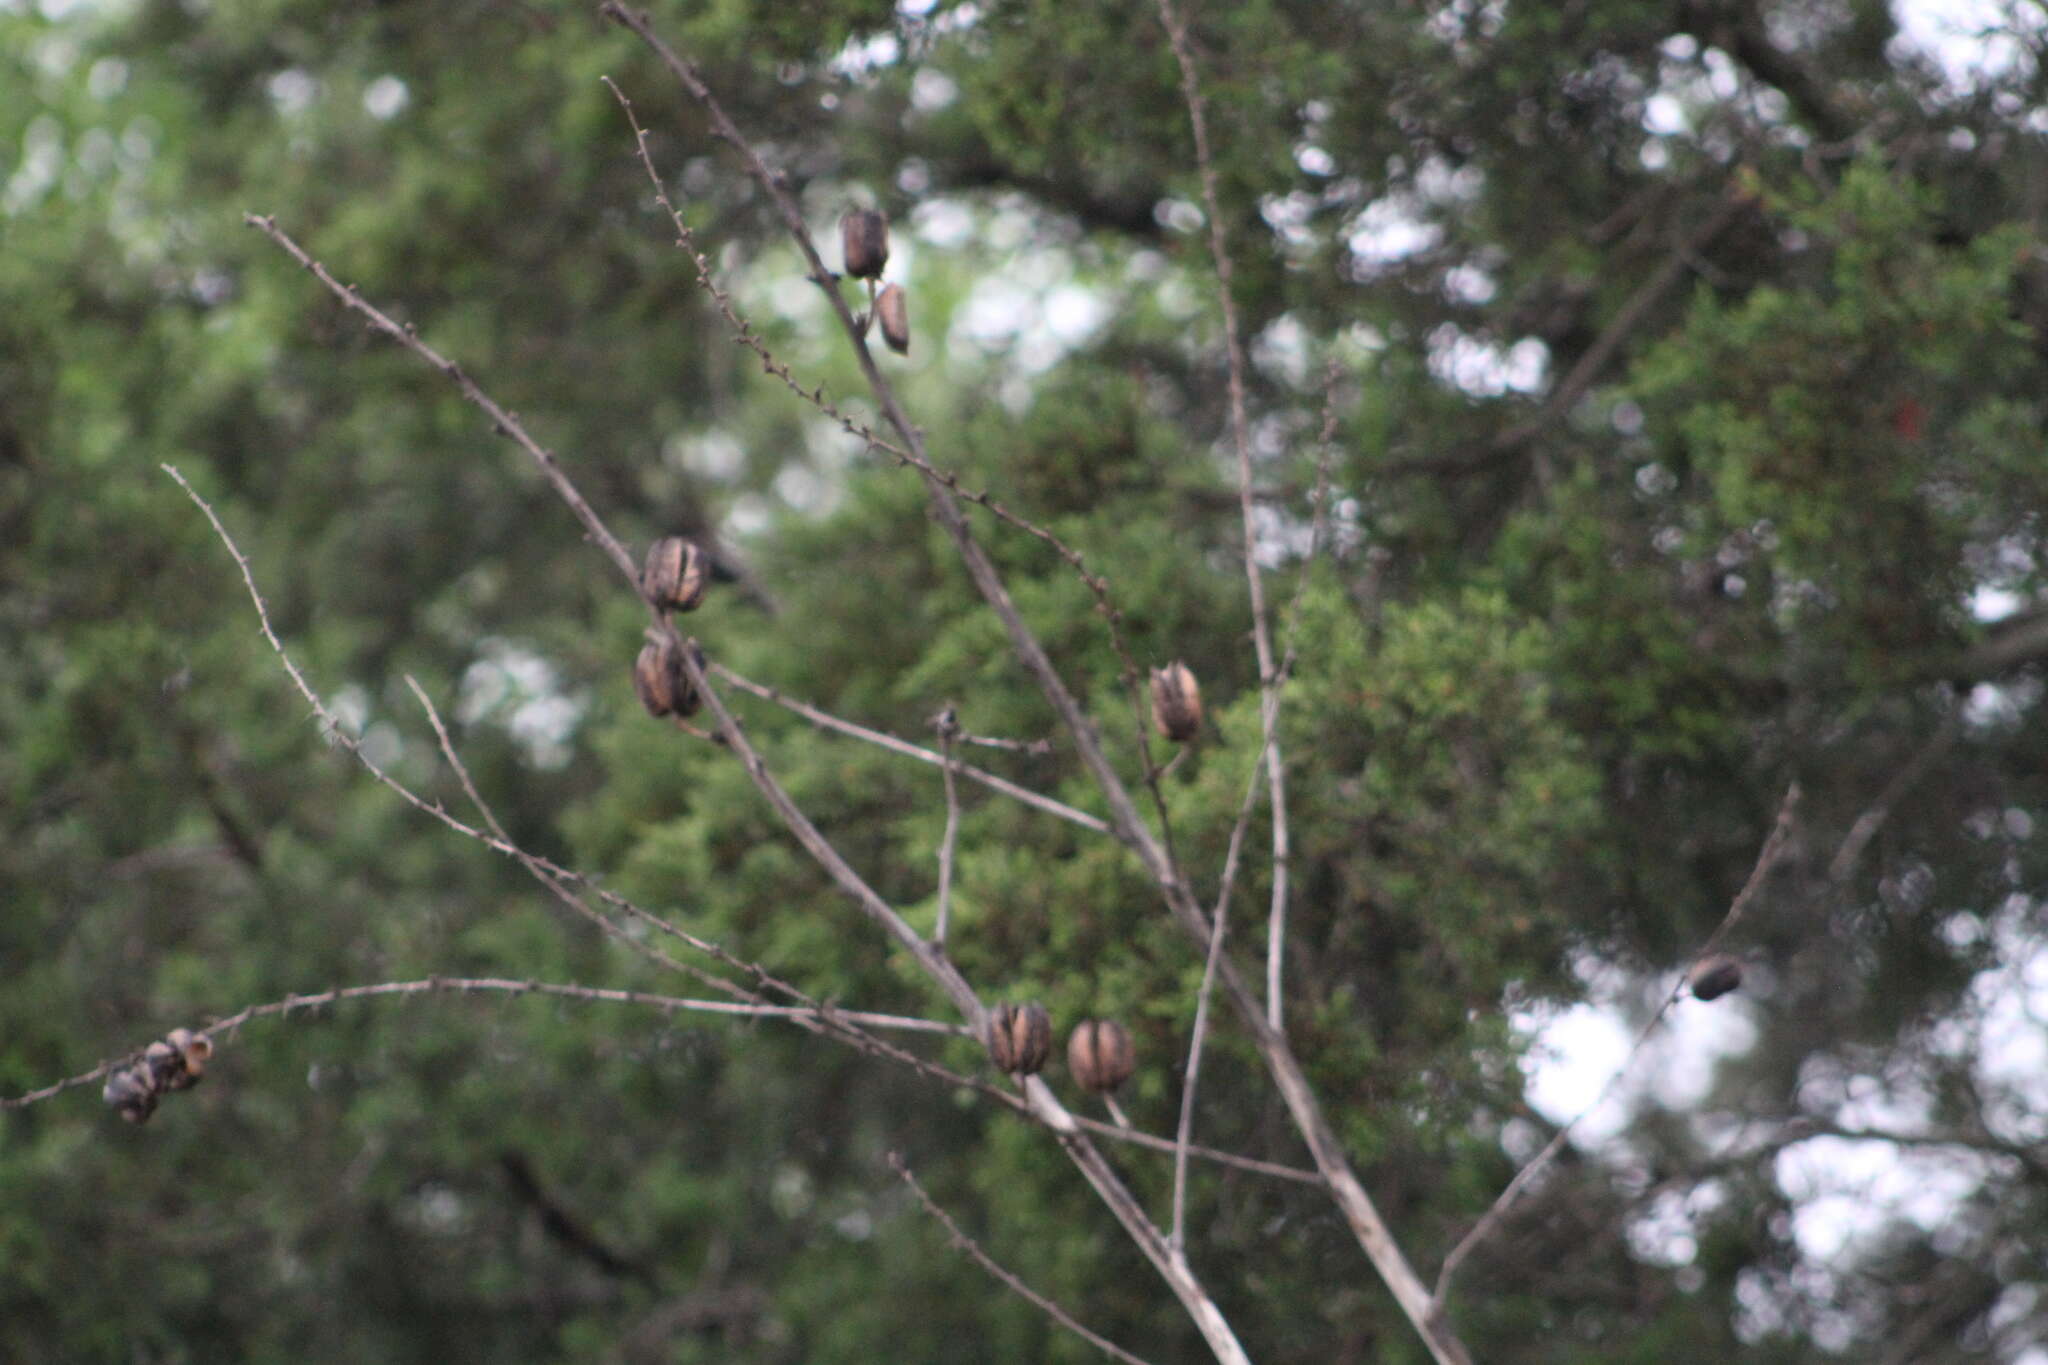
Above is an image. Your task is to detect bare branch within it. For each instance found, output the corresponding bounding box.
[0,976,959,1114]
[1433,783,1802,1310]
[934,709,963,948]
[711,662,1113,838]
[1173,750,1267,1250]
[241,215,645,594]
[1154,0,1294,1042]
[1829,718,1959,883]
[164,465,758,1001]
[602,24,1255,1360]
[889,1152,1159,1365]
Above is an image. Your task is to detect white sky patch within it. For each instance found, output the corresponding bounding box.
[1296,142,1336,176]
[1643,91,1690,136]
[1973,584,2024,620]
[1521,1001,1637,1142]
[457,640,584,770]
[1776,1137,1998,1260]
[831,31,901,78]
[1426,326,1549,396]
[910,67,957,112]
[773,460,834,514]
[87,56,127,99]
[363,75,409,121]
[1969,896,2048,1142]
[1891,0,2046,93]
[1347,195,1440,267]
[1043,284,1106,344]
[1443,263,1497,305]
[912,198,976,249]
[668,430,745,481]
[267,68,318,117]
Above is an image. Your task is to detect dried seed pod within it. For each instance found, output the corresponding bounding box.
[164,1028,212,1089]
[875,283,910,355]
[987,1002,1052,1077]
[1066,1019,1135,1095]
[632,636,701,719]
[642,536,708,613]
[1149,662,1202,742]
[1687,954,1744,1001]
[841,209,890,280]
[103,1064,158,1124]
[141,1040,187,1092]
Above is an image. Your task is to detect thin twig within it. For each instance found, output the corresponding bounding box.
[602,29,1250,1360]
[604,21,1448,1362]
[889,1152,1159,1365]
[241,215,644,594]
[1432,783,1802,1311]
[1829,718,1958,883]
[1173,750,1268,1250]
[164,465,752,1000]
[711,662,1112,838]
[603,75,1152,737]
[1154,0,1294,1040]
[0,977,959,1113]
[150,488,1315,1192]
[934,710,963,948]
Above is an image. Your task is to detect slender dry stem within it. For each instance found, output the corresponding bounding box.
[1172,750,1267,1250]
[889,1152,1159,1365]
[711,662,1111,838]
[604,16,1464,1363]
[934,711,962,947]
[1153,0,1294,1040]
[1432,783,1803,1311]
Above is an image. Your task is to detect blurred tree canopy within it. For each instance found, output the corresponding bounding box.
[5,0,2048,1360]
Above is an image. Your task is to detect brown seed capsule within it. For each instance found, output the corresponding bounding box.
[1066,1019,1135,1095]
[875,283,910,355]
[841,209,890,281]
[632,636,701,719]
[987,1002,1053,1077]
[642,536,708,613]
[1688,954,1744,1001]
[163,1028,211,1090]
[1149,662,1202,742]
[104,1064,158,1124]
[141,1040,187,1092]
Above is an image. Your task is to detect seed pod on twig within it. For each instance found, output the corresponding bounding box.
[987,1002,1052,1077]
[164,1028,212,1089]
[633,636,701,719]
[1687,954,1744,1001]
[642,536,708,613]
[141,1040,187,1092]
[1066,1019,1135,1095]
[841,209,889,281]
[875,283,910,355]
[1150,662,1202,742]
[103,1064,159,1124]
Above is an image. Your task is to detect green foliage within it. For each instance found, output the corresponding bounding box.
[7,0,2048,1360]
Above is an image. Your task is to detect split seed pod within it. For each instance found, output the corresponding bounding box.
[103,1064,158,1124]
[141,1040,187,1092]
[633,636,701,719]
[875,283,910,355]
[1688,954,1744,1002]
[1067,1019,1135,1095]
[642,536,708,613]
[1149,662,1202,742]
[841,209,890,281]
[164,1028,212,1089]
[987,1002,1052,1077]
